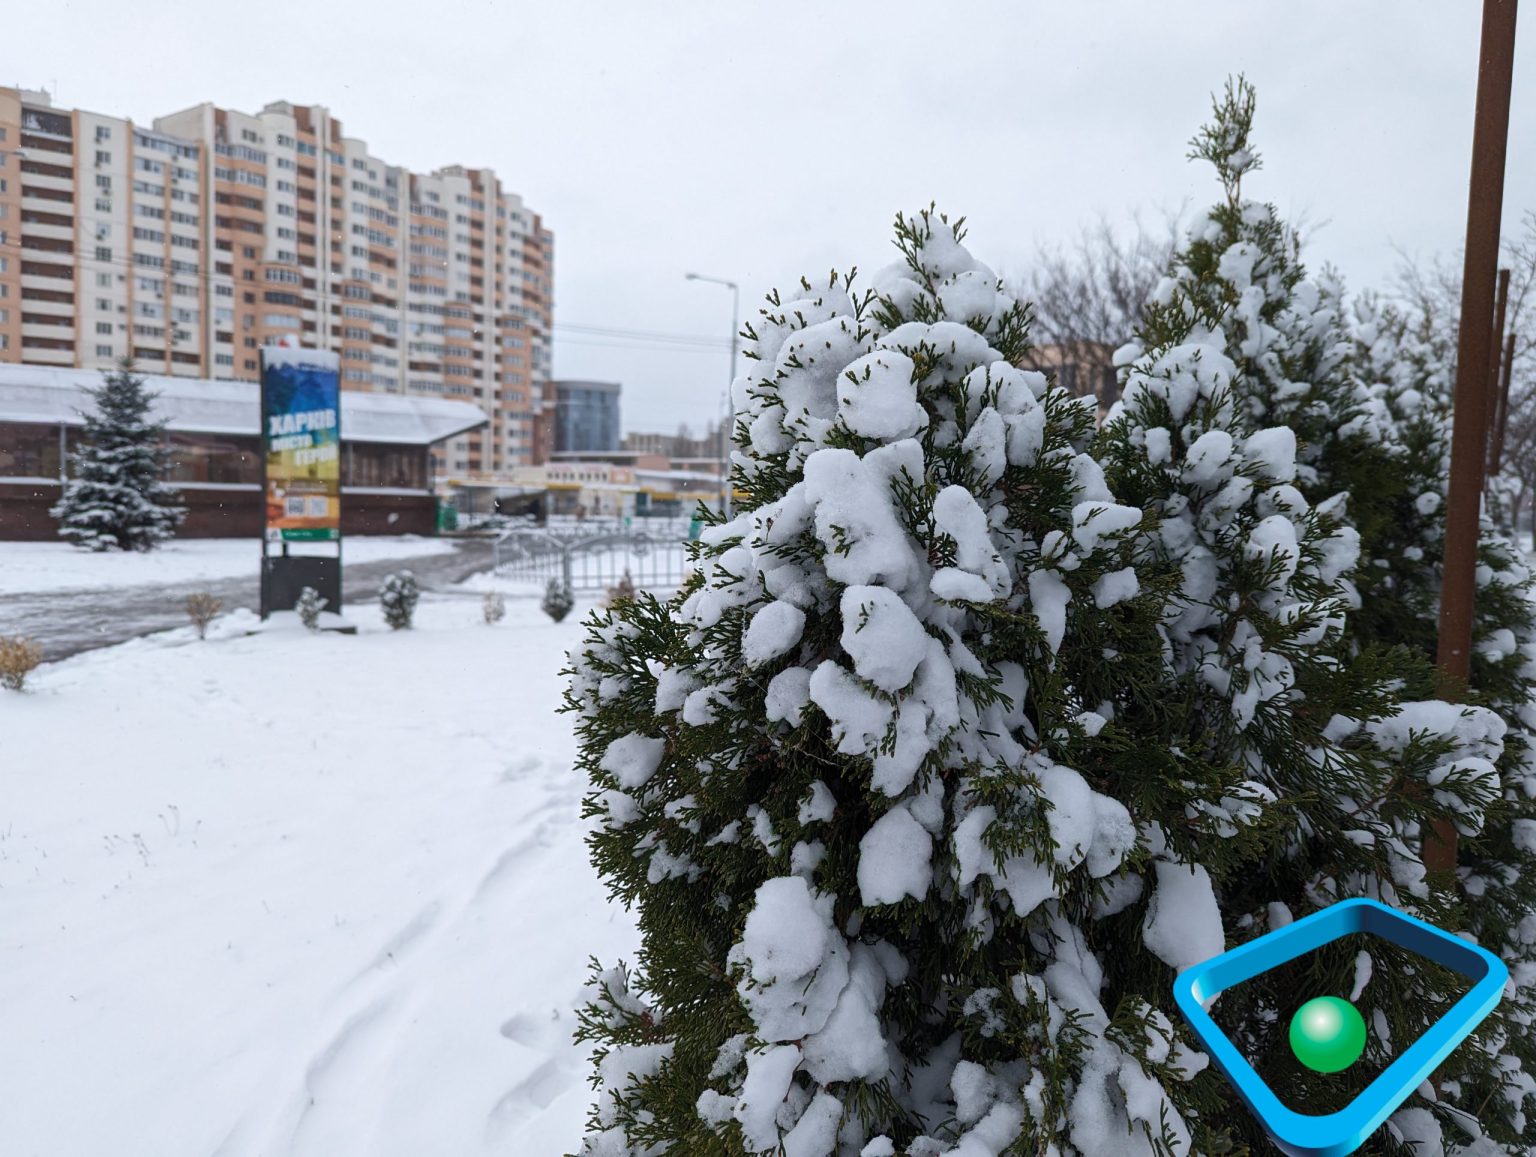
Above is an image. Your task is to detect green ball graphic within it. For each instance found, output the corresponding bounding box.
[1289,996,1367,1073]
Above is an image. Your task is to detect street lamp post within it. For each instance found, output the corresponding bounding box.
[686,272,739,520]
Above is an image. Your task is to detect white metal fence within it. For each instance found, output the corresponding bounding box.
[491,520,695,592]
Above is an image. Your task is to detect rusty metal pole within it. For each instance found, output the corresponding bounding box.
[1431,0,1519,876]
[1486,268,1512,478]
[1492,330,1518,473]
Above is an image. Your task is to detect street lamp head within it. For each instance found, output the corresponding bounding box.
[686,272,738,291]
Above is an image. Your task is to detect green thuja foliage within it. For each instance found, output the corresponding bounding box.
[567,209,1265,1155]
[1096,77,1534,1154]
[1350,296,1536,1148]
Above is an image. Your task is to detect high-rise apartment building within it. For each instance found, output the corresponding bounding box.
[0,86,552,474]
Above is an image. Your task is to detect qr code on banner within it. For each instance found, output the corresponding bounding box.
[307,496,329,517]
[285,496,307,518]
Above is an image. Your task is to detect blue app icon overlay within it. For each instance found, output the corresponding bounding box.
[1172,897,1507,1157]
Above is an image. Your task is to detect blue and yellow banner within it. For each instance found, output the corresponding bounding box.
[260,346,341,543]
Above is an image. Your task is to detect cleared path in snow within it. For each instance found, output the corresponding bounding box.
[1,538,496,662]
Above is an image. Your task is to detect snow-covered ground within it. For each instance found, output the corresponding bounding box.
[0,535,457,596]
[0,588,634,1157]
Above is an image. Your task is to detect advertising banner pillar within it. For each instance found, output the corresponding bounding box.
[259,345,343,618]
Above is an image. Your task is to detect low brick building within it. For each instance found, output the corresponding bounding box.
[0,365,486,540]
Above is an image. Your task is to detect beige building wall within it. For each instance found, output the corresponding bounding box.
[0,86,552,475]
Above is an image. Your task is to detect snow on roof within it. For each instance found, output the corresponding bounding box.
[0,364,488,446]
[633,467,724,483]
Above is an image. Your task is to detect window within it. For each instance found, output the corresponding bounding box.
[95,150,112,166]
[95,298,111,310]
[96,322,113,335]
[344,442,427,490]
[95,198,111,212]
[0,422,65,478]
[97,272,112,288]
[96,344,114,357]
[96,174,112,190]
[95,125,111,142]
[96,246,112,261]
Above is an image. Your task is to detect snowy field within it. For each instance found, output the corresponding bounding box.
[0,535,457,596]
[0,588,635,1157]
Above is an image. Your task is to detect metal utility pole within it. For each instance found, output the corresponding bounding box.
[686,272,740,519]
[1432,0,1519,875]
[1492,330,1518,473]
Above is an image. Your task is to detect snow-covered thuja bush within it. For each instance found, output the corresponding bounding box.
[1349,297,1536,1146]
[379,571,419,630]
[1094,81,1528,1153]
[51,363,184,551]
[568,209,1288,1156]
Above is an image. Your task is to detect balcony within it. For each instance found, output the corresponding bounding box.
[17,170,73,195]
[22,297,74,318]
[22,222,74,245]
[18,344,73,365]
[21,317,75,337]
[21,188,74,210]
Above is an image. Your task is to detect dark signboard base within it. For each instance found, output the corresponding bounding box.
[261,554,342,619]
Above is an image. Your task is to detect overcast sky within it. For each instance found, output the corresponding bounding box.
[9,0,1533,435]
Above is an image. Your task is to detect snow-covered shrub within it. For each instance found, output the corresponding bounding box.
[483,590,507,625]
[295,587,327,632]
[1096,76,1536,1150]
[0,635,44,691]
[569,206,1241,1155]
[51,362,183,551]
[184,592,222,640]
[379,571,419,631]
[543,579,575,623]
[567,83,1534,1157]
[603,569,636,611]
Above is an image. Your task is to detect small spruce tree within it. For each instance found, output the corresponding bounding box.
[543,578,575,623]
[379,571,419,630]
[296,586,327,631]
[484,589,507,625]
[52,362,184,551]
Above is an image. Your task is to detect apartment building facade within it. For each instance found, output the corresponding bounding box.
[0,86,552,475]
